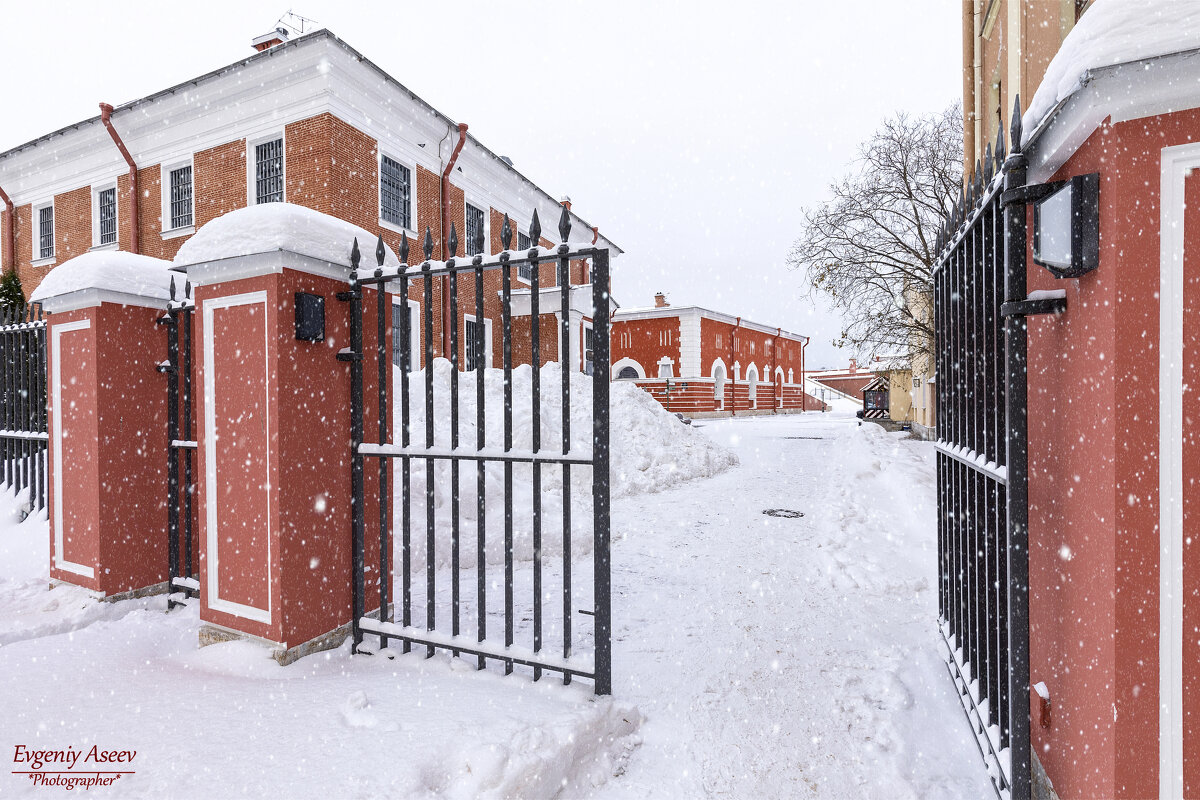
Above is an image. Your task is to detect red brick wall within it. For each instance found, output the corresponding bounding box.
[611,316,680,378]
[195,139,247,228]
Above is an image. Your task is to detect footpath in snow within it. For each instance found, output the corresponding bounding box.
[0,412,991,798]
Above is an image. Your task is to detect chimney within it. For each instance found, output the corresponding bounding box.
[849,358,857,374]
[251,27,289,52]
[655,292,668,308]
[559,195,572,211]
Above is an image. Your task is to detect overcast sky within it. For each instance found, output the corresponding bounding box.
[0,1,961,368]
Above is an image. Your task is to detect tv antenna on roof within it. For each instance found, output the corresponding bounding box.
[276,9,319,37]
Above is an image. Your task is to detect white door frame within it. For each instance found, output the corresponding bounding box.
[1158,141,1200,800]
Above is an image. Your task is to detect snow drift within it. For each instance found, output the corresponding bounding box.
[397,359,737,567]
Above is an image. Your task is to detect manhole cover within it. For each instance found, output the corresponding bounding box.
[763,509,804,518]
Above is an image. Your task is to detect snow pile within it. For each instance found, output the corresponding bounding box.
[398,359,738,567]
[173,202,400,268]
[28,251,173,303]
[1024,0,1200,136]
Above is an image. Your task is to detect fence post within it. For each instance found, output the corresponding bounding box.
[1003,95,1032,800]
[592,249,612,696]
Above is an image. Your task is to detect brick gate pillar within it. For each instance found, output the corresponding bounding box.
[175,205,395,663]
[31,252,174,598]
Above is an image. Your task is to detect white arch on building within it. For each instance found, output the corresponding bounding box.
[747,363,759,409]
[611,357,646,379]
[711,357,728,410]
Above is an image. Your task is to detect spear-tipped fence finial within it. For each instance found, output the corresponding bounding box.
[501,214,512,250]
[475,226,485,257]
[376,235,386,268]
[529,209,541,248]
[1010,93,1023,153]
[185,279,192,299]
[350,238,361,271]
[169,276,177,301]
[448,223,459,259]
[995,124,1006,166]
[558,203,571,242]
[423,227,434,261]
[400,231,410,264]
[984,143,994,181]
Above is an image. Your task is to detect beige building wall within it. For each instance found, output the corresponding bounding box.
[962,0,1094,175]
[886,369,915,423]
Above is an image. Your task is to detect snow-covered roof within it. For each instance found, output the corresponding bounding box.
[613,303,808,342]
[174,203,400,268]
[1024,0,1200,139]
[29,251,174,303]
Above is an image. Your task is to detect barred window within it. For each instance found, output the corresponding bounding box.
[380,156,411,229]
[169,166,193,229]
[38,206,54,260]
[465,203,485,256]
[392,303,417,372]
[255,138,284,204]
[518,231,533,280]
[98,188,117,245]
[465,318,483,371]
[584,327,594,376]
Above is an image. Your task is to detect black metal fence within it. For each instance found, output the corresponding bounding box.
[0,303,47,512]
[343,207,612,694]
[160,282,198,609]
[934,100,1031,800]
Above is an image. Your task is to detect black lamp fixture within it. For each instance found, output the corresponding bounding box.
[1032,172,1100,278]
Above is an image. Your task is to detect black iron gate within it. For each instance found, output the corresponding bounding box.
[934,101,1032,800]
[342,207,612,694]
[159,280,198,609]
[0,303,47,512]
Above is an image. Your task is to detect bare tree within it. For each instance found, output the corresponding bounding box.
[788,104,962,363]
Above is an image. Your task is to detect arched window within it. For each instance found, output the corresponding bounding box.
[748,365,759,409]
[713,364,726,410]
[617,366,639,379]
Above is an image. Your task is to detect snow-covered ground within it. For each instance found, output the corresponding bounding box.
[0,413,990,798]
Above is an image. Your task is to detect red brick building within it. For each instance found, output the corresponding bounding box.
[610,293,815,416]
[0,27,620,372]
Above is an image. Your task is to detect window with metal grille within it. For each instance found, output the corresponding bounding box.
[380,156,411,229]
[584,327,594,376]
[255,138,284,204]
[392,304,414,372]
[98,188,117,245]
[518,232,533,280]
[465,203,485,256]
[170,166,193,229]
[37,206,53,260]
[465,318,483,371]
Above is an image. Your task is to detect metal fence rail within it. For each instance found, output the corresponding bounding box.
[160,282,198,609]
[343,207,612,694]
[933,101,1030,800]
[0,304,47,512]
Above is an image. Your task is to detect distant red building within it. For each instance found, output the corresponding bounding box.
[610,293,818,416]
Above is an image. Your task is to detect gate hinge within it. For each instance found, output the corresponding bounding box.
[156,361,177,374]
[1001,182,1061,208]
[336,349,361,362]
[1001,292,1067,318]
[336,291,359,303]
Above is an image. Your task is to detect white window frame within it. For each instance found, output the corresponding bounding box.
[463,197,489,258]
[246,131,286,207]
[657,356,674,379]
[378,150,417,237]
[582,320,594,375]
[31,199,55,266]
[391,295,422,371]
[462,313,494,370]
[90,180,119,250]
[161,155,196,239]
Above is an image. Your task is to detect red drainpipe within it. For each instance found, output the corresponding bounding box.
[440,123,469,358]
[99,103,139,254]
[0,185,13,272]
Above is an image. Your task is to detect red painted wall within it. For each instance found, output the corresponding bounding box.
[48,303,168,596]
[1024,107,1200,799]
